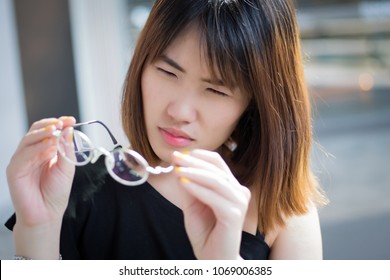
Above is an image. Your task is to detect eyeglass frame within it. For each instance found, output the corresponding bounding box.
[53,120,173,186]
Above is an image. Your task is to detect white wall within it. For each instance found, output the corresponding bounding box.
[0,0,137,259]
[0,0,28,258]
[68,0,130,148]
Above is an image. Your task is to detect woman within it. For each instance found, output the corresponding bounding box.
[6,0,327,259]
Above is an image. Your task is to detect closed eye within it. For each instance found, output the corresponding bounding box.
[156,67,177,78]
[207,88,228,97]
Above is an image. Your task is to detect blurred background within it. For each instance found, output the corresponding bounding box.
[0,0,389,259]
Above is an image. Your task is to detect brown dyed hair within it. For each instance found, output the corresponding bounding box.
[122,0,327,234]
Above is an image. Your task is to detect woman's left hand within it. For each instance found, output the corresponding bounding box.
[172,149,251,260]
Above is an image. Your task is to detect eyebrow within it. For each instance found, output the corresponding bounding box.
[160,55,186,73]
[159,54,226,86]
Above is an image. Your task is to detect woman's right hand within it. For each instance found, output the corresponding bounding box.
[6,116,76,228]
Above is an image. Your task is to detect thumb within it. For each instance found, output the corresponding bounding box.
[56,127,76,176]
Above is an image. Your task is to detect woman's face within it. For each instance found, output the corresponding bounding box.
[141,27,249,164]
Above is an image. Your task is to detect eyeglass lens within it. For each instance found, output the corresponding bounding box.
[57,127,93,165]
[105,149,148,184]
[57,127,149,185]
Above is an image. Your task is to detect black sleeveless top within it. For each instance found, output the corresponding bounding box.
[5,157,270,260]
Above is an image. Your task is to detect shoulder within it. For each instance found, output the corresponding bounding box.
[266,206,323,260]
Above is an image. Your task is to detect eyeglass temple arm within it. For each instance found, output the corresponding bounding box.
[73,120,118,145]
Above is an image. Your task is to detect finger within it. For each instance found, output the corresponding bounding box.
[172,151,227,178]
[28,118,63,132]
[8,138,58,178]
[180,178,248,222]
[56,127,76,174]
[19,124,58,149]
[58,116,76,128]
[173,150,248,200]
[20,116,75,149]
[28,115,75,133]
[185,149,233,175]
[175,166,250,203]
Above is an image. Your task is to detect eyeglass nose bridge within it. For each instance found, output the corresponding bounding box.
[90,146,110,164]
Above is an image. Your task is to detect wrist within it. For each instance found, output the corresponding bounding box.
[14,220,63,260]
[14,254,62,260]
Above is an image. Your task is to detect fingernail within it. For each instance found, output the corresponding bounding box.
[42,138,52,144]
[173,151,191,159]
[57,120,63,130]
[66,127,74,142]
[50,120,63,129]
[180,177,190,183]
[45,125,56,133]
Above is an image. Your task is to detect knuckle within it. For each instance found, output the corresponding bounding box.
[206,150,222,162]
[5,163,12,177]
[6,159,18,180]
[236,183,251,199]
[226,207,244,220]
[242,186,251,200]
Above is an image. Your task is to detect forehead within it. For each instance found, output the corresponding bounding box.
[158,26,205,68]
[164,27,200,56]
[158,26,234,85]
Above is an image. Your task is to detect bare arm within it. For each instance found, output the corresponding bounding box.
[268,206,323,260]
[7,117,76,259]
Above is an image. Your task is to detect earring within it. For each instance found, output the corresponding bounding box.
[224,137,237,152]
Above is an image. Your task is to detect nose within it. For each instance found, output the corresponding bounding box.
[166,94,197,124]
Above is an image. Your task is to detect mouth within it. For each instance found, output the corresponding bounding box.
[159,127,194,148]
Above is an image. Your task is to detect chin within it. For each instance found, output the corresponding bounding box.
[151,146,174,166]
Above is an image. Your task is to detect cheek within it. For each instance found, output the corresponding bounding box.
[141,71,161,119]
[141,71,153,105]
[219,115,240,137]
[214,102,247,129]
[141,67,172,110]
[203,105,245,143]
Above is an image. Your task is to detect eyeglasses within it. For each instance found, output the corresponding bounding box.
[54,120,173,186]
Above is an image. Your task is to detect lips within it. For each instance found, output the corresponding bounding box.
[159,127,194,147]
